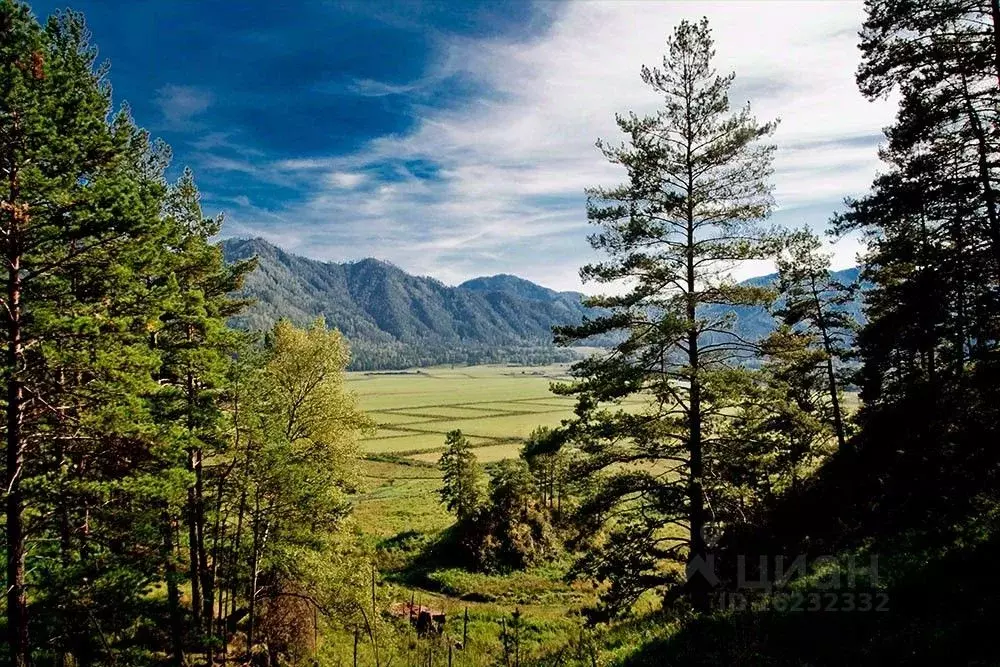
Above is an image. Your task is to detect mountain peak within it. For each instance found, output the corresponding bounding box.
[460,274,564,301]
[220,237,594,369]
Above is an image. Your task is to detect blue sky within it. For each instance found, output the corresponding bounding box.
[28,0,895,291]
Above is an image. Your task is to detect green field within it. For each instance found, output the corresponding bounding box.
[342,365,600,663]
[345,365,862,663]
[347,364,581,463]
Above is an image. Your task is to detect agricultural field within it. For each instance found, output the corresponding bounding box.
[344,364,601,663]
[347,364,582,462]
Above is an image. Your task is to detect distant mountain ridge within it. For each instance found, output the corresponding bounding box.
[221,238,595,369]
[220,238,864,370]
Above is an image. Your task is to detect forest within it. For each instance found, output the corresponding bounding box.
[2,0,999,665]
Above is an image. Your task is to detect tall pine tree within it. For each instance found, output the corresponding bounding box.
[555,18,778,614]
[831,0,1000,532]
[1,5,176,662]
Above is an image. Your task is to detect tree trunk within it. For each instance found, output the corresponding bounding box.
[161,511,186,666]
[5,171,30,667]
[685,254,708,609]
[187,451,203,631]
[247,492,262,659]
[684,185,708,610]
[809,276,848,452]
[959,73,1000,278]
[683,87,708,610]
[990,0,1000,90]
[196,450,213,637]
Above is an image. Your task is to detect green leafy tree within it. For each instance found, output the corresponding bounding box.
[438,429,484,522]
[555,18,778,613]
[235,319,370,657]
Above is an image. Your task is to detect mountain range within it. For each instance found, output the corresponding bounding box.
[220,238,863,370]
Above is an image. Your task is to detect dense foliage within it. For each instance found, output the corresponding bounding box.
[437,429,562,573]
[0,5,370,665]
[4,0,1000,664]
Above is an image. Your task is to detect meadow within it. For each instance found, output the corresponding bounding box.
[347,364,581,461]
[342,365,600,664]
[342,365,860,664]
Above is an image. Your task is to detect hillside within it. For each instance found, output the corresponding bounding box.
[221,238,864,369]
[221,238,594,369]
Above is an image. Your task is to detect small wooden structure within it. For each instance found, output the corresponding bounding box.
[389,601,446,635]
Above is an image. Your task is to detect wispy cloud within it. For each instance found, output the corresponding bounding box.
[326,172,366,189]
[155,84,213,129]
[349,78,425,97]
[223,1,895,291]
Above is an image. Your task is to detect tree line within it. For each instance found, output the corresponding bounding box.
[1,5,373,665]
[437,2,1000,635]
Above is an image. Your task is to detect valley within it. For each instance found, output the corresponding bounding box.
[344,365,599,664]
[4,1,995,664]
[349,364,579,461]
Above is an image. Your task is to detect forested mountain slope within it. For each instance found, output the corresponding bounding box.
[221,237,863,369]
[221,238,594,368]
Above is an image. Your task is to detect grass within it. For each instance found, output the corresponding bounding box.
[346,364,862,664]
[348,364,581,460]
[345,364,602,663]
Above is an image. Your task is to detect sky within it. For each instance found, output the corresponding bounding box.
[29,0,897,292]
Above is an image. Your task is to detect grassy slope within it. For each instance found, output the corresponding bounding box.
[344,365,599,662]
[346,365,918,666]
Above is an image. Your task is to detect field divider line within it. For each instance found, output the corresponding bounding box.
[375,398,566,411]
[374,406,570,418]
[373,410,534,421]
[365,426,508,439]
[374,412,557,428]
[400,438,526,458]
[375,424,521,440]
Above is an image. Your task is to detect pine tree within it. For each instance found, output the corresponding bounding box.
[1,5,175,662]
[739,326,837,497]
[479,458,554,571]
[152,167,253,647]
[773,229,857,452]
[521,427,571,514]
[555,18,778,613]
[831,0,1000,529]
[438,429,484,522]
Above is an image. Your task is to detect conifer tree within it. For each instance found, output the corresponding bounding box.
[521,427,571,514]
[1,5,175,662]
[152,167,253,644]
[835,0,1000,519]
[773,230,857,452]
[438,429,484,522]
[555,18,778,613]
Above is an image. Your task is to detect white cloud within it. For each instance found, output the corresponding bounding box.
[227,1,895,292]
[349,78,424,97]
[155,84,213,129]
[326,171,366,189]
